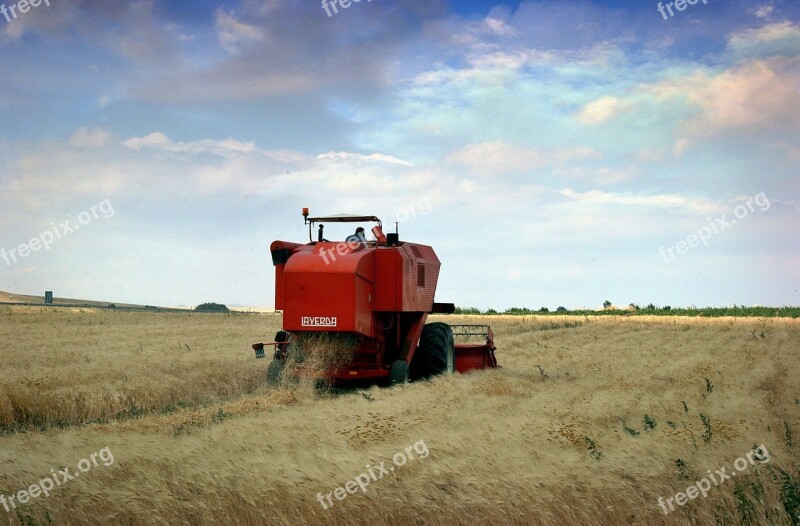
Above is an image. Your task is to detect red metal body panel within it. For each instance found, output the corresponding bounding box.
[373,249,400,311]
[454,344,498,373]
[398,244,440,312]
[270,241,305,311]
[372,244,440,312]
[282,243,374,336]
[451,325,498,373]
[263,228,496,382]
[274,242,440,324]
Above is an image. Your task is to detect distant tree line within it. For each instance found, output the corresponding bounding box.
[195,303,230,313]
[452,304,799,318]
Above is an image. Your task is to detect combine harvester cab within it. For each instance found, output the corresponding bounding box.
[252,208,498,386]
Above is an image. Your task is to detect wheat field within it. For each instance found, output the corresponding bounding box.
[0,307,798,525]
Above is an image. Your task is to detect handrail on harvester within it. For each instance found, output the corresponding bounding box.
[302,208,384,243]
[450,324,493,339]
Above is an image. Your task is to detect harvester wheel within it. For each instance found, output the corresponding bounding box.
[389,360,409,385]
[410,322,454,381]
[267,359,284,385]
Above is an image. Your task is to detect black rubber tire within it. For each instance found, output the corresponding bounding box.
[410,322,454,381]
[389,360,409,385]
[267,359,284,385]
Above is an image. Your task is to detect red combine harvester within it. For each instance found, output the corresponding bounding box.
[253,208,497,385]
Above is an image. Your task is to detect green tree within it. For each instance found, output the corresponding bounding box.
[195,303,230,313]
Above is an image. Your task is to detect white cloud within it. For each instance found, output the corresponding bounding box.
[635,56,800,153]
[484,17,516,37]
[315,151,414,167]
[123,132,253,155]
[121,132,306,163]
[689,60,800,132]
[18,133,407,210]
[728,21,800,59]
[559,188,721,214]
[752,5,775,19]
[465,49,557,71]
[412,42,626,92]
[464,43,624,73]
[576,95,633,125]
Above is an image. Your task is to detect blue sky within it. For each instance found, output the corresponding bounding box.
[0,0,798,309]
